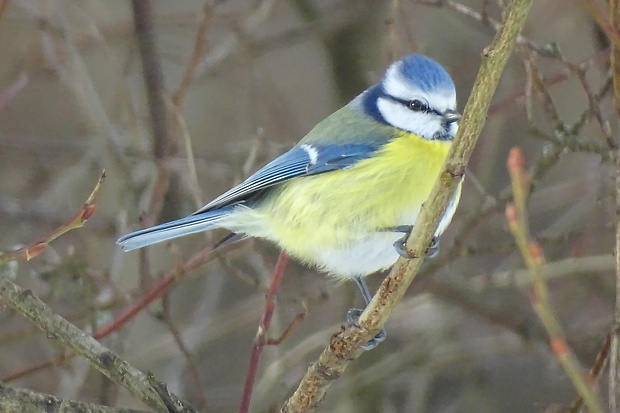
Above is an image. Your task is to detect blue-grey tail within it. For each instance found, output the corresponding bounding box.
[116,207,232,252]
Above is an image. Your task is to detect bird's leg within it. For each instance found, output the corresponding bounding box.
[346,276,386,350]
[383,225,439,258]
[213,232,244,250]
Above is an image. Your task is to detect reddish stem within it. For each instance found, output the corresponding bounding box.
[94,245,214,339]
[1,245,217,382]
[0,72,28,112]
[238,251,289,413]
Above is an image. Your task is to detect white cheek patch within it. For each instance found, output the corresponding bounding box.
[377,98,441,139]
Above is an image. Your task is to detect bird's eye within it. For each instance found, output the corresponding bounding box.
[408,99,427,112]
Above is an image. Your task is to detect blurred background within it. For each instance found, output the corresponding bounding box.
[0,0,616,412]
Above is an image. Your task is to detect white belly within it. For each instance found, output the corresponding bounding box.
[312,192,459,279]
[313,231,404,277]
[223,184,461,279]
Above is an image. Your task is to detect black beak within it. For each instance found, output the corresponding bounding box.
[443,109,461,124]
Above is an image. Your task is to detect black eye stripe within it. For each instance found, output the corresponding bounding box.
[391,97,441,116]
[375,88,443,116]
[377,90,441,116]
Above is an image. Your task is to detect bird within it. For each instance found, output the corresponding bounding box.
[117,53,461,350]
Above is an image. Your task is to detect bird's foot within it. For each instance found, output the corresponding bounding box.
[346,308,386,351]
[393,231,440,259]
[426,236,440,258]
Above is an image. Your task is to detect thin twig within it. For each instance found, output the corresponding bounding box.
[168,99,203,208]
[195,0,277,78]
[131,0,169,162]
[131,0,175,226]
[418,0,543,53]
[489,48,610,116]
[581,0,620,48]
[266,306,307,346]
[554,51,616,149]
[170,3,213,108]
[96,244,218,338]
[0,171,105,264]
[2,242,242,382]
[239,251,289,413]
[160,293,209,410]
[570,334,611,412]
[0,263,194,412]
[505,147,603,413]
[466,254,614,291]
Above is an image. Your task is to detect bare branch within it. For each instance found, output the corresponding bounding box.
[0,263,195,412]
[280,0,535,411]
[0,382,150,413]
[0,171,105,264]
[506,147,603,413]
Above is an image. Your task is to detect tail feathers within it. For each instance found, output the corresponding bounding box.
[117,208,231,252]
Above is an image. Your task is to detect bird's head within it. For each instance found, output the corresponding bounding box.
[361,54,459,141]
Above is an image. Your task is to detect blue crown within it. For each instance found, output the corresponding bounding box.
[394,54,455,93]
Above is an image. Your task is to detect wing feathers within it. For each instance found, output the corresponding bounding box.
[193,143,381,214]
[117,207,232,251]
[118,143,382,250]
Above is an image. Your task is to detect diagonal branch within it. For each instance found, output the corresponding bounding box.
[280,0,535,411]
[506,147,603,413]
[0,262,195,413]
[0,382,150,413]
[581,0,620,48]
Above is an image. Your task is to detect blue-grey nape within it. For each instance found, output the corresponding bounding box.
[362,85,390,126]
[396,54,455,93]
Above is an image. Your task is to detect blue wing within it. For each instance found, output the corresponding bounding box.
[194,143,380,214]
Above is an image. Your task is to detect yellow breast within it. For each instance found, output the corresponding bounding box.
[223,133,458,273]
[230,132,456,268]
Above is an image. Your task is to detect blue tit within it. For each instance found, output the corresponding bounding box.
[118,53,461,349]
